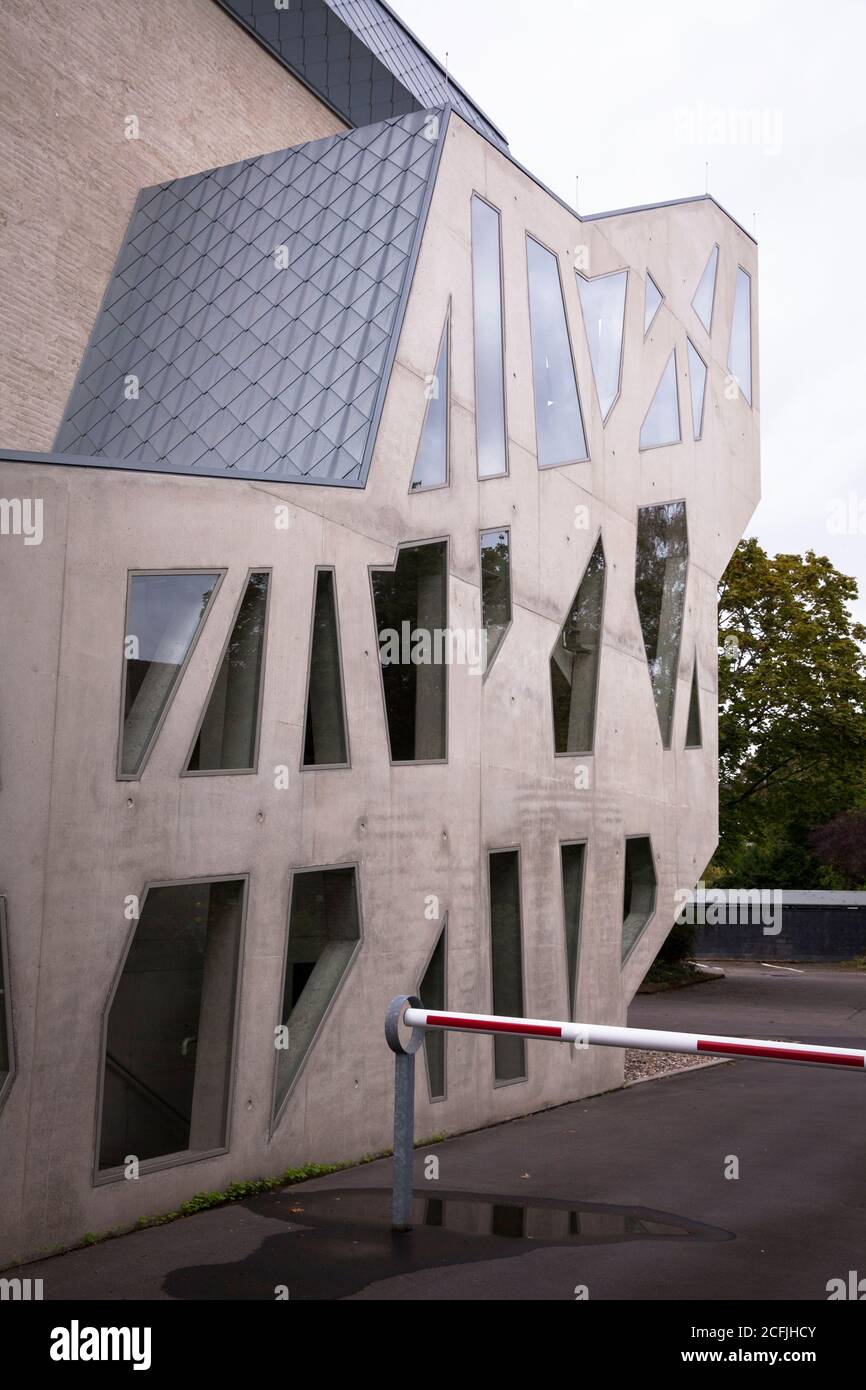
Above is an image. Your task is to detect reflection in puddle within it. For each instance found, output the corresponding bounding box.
[287,1188,733,1245]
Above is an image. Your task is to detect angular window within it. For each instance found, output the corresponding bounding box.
[471,195,508,478]
[685,657,702,748]
[728,266,753,405]
[551,536,605,754]
[560,843,586,1020]
[419,921,447,1101]
[372,540,447,762]
[622,838,657,962]
[186,570,270,773]
[644,273,663,335]
[577,268,627,421]
[302,569,349,768]
[410,309,449,491]
[97,878,245,1173]
[686,339,708,440]
[120,571,222,777]
[640,350,680,449]
[691,245,719,334]
[480,528,512,674]
[635,501,689,748]
[488,850,526,1083]
[273,866,361,1119]
[526,236,587,466]
[0,899,15,1114]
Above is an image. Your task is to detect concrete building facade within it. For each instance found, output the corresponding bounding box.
[0,0,759,1263]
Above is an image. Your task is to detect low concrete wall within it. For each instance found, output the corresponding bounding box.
[695,899,866,962]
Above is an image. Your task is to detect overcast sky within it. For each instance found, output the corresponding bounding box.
[399,0,866,623]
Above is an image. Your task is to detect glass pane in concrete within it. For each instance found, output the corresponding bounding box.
[686,339,707,440]
[577,268,627,420]
[303,570,348,767]
[121,572,220,776]
[98,879,244,1170]
[187,571,269,772]
[691,244,719,333]
[640,350,680,449]
[527,235,587,466]
[686,658,702,748]
[471,196,508,478]
[480,527,511,673]
[372,540,447,762]
[635,501,689,748]
[728,266,752,404]
[410,314,449,491]
[622,838,657,961]
[419,923,446,1100]
[560,843,586,1019]
[644,273,663,334]
[0,899,12,1100]
[274,867,360,1116]
[489,850,526,1082]
[551,536,606,754]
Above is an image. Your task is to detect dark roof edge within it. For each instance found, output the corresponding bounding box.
[0,447,366,489]
[212,0,354,130]
[373,0,509,143]
[449,110,757,247]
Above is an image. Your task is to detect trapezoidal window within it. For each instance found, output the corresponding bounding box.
[691,244,719,334]
[120,570,222,778]
[97,878,245,1174]
[471,195,508,478]
[686,339,708,440]
[273,866,361,1119]
[685,657,702,748]
[551,536,605,754]
[410,310,449,491]
[0,898,15,1114]
[560,843,586,1020]
[728,266,753,404]
[644,273,663,334]
[303,569,349,768]
[372,540,447,762]
[577,268,627,421]
[622,838,657,962]
[488,850,526,1083]
[526,235,587,467]
[419,920,447,1101]
[480,527,512,674]
[635,501,689,748]
[640,350,680,449]
[186,570,270,773]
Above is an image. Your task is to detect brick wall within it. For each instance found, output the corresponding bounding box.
[0,0,346,449]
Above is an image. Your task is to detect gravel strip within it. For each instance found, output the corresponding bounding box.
[624,1048,722,1084]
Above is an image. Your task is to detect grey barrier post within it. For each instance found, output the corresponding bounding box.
[385,994,425,1232]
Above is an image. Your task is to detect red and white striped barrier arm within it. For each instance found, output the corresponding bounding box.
[402,1007,866,1071]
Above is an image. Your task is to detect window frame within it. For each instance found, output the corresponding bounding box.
[549,528,606,758]
[116,567,226,782]
[575,265,629,424]
[479,523,513,681]
[524,229,589,470]
[408,300,451,495]
[417,915,448,1103]
[470,192,510,481]
[558,839,588,1022]
[300,565,352,772]
[621,834,658,967]
[92,872,249,1185]
[486,845,528,1088]
[0,897,16,1118]
[181,566,272,778]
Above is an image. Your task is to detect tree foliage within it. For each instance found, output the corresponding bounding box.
[713,539,866,886]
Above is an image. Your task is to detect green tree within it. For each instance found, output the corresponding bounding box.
[712,539,866,886]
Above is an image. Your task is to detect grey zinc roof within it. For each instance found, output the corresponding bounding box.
[215,0,506,148]
[55,108,446,485]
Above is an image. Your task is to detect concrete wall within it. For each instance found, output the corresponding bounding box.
[0,0,345,451]
[0,112,759,1262]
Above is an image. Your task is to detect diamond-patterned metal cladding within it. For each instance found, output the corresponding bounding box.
[215,0,507,148]
[55,109,444,484]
